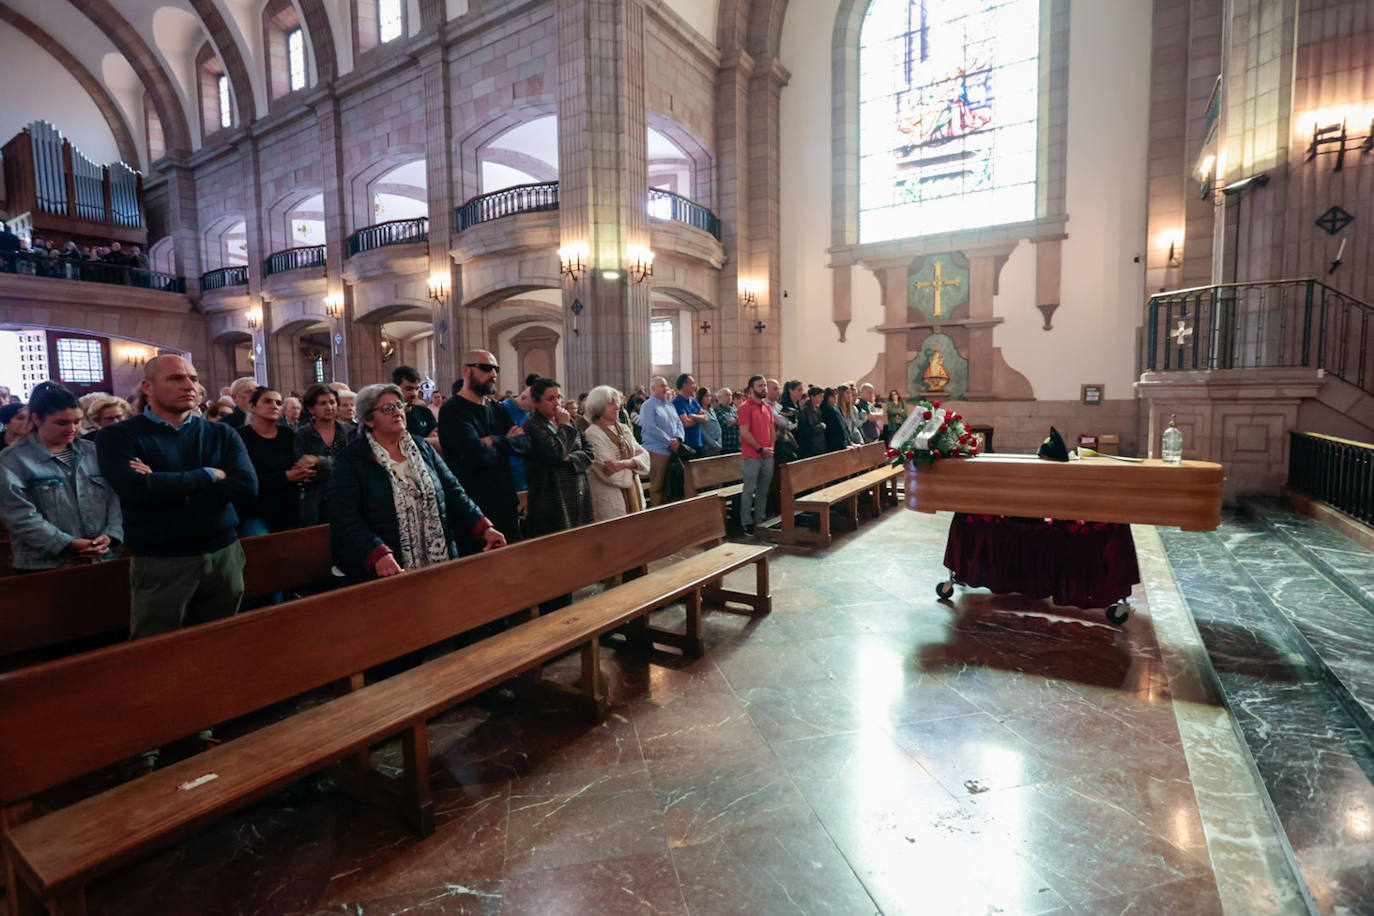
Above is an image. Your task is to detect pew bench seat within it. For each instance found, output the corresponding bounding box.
[2,539,772,912]
[775,444,902,547]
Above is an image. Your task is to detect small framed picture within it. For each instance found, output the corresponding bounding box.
[1081,384,1104,406]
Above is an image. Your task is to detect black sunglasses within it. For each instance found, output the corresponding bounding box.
[465,363,500,373]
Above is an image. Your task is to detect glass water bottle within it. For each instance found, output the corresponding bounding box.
[1161,414,1183,464]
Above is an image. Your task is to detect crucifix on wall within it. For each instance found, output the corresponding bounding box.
[912,260,962,317]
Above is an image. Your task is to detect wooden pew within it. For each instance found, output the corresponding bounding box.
[0,525,336,662]
[0,497,771,914]
[774,442,903,546]
[682,453,743,533]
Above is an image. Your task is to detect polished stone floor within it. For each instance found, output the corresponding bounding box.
[79,509,1306,915]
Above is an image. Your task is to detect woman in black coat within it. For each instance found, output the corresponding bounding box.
[796,386,828,458]
[820,388,850,453]
[327,384,505,582]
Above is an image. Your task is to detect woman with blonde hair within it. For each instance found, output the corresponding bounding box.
[582,385,650,521]
[82,395,132,440]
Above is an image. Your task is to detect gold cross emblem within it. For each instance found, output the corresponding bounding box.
[913,260,962,317]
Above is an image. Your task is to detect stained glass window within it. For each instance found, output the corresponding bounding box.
[55,337,104,384]
[859,0,1039,243]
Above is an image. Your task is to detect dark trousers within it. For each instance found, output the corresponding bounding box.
[129,540,247,640]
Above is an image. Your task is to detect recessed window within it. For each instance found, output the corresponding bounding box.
[378,0,403,43]
[650,318,674,366]
[287,29,306,91]
[217,75,232,129]
[55,337,104,384]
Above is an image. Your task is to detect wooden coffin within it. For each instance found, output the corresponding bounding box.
[906,454,1224,531]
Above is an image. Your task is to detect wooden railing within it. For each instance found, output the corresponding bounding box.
[0,251,184,293]
[1288,432,1374,526]
[200,265,249,290]
[347,217,428,257]
[647,188,721,240]
[263,245,326,277]
[454,182,560,232]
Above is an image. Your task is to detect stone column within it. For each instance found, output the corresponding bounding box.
[159,157,203,297]
[713,49,754,388]
[238,139,272,386]
[555,0,652,394]
[420,45,462,394]
[744,57,789,376]
[316,98,352,386]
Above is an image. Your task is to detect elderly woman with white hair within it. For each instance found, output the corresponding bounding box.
[327,383,505,581]
[583,385,650,521]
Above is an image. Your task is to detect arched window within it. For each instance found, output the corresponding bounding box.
[354,0,405,56]
[858,0,1040,244]
[264,0,309,100]
[197,43,233,139]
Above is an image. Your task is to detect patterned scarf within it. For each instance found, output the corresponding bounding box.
[367,431,450,570]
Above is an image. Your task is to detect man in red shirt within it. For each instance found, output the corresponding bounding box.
[736,375,775,536]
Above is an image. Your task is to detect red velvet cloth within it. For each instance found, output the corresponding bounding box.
[942,513,1140,609]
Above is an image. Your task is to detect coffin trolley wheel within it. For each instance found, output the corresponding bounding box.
[1105,603,1130,625]
[936,580,956,600]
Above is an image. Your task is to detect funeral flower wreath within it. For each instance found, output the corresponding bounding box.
[886,398,978,466]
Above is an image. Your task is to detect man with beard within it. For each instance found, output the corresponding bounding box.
[438,349,530,548]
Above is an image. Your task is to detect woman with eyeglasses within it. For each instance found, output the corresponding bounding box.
[0,382,122,570]
[328,383,506,582]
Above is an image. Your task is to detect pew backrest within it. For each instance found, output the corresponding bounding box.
[0,496,726,803]
[0,525,335,658]
[781,442,888,495]
[683,454,743,497]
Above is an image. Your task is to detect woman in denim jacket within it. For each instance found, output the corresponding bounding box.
[0,382,122,571]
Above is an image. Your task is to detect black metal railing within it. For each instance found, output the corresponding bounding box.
[263,245,326,277]
[454,182,559,232]
[200,265,249,290]
[347,217,429,257]
[1288,432,1374,526]
[0,250,185,293]
[647,188,721,240]
[1145,278,1374,396]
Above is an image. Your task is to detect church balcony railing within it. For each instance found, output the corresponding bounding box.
[647,189,721,240]
[1146,278,1374,396]
[454,182,560,233]
[1288,432,1374,527]
[200,265,249,290]
[347,217,429,257]
[263,245,326,277]
[0,250,184,293]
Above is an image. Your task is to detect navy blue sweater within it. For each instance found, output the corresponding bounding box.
[96,413,258,556]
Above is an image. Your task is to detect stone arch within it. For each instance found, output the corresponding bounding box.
[65,0,193,155]
[353,302,432,324]
[294,0,337,84]
[202,214,248,270]
[265,186,324,251]
[646,112,716,208]
[187,0,258,124]
[654,286,714,313]
[346,146,427,232]
[508,325,560,384]
[456,102,558,201]
[149,237,176,274]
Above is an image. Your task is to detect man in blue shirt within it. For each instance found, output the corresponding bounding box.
[671,373,709,453]
[640,375,685,506]
[97,354,258,640]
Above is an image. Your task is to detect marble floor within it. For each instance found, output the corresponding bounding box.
[71,509,1319,915]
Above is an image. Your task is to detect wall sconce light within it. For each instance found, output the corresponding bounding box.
[1304,118,1374,171]
[601,270,621,281]
[246,307,263,330]
[740,279,764,308]
[427,272,451,302]
[121,347,148,367]
[380,338,395,362]
[324,292,344,320]
[559,242,589,281]
[1166,232,1182,267]
[627,245,655,284]
[753,320,766,334]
